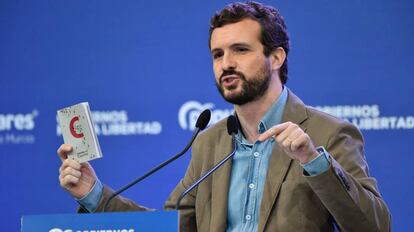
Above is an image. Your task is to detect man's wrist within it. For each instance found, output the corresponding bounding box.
[76,179,104,212]
[301,146,331,176]
[299,148,319,164]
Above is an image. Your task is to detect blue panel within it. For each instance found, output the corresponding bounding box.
[21,211,178,232]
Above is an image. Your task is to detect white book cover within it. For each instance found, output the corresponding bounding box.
[57,102,103,163]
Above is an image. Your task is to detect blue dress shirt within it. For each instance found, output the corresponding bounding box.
[226,87,288,232]
[226,87,330,232]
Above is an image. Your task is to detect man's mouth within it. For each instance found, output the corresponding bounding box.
[221,75,240,88]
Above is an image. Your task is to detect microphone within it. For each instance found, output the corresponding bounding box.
[103,109,211,212]
[175,115,239,209]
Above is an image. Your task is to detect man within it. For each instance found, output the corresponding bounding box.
[58,2,391,231]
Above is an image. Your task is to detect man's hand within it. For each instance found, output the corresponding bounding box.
[57,144,97,199]
[258,122,318,164]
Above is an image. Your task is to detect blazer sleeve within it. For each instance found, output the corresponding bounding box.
[305,121,391,232]
[79,185,152,212]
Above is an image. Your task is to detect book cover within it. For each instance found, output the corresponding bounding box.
[57,102,103,163]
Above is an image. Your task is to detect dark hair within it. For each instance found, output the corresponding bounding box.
[209,1,290,84]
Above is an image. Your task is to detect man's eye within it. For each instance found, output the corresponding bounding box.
[213,52,223,59]
[235,47,248,53]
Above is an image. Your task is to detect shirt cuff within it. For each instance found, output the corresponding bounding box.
[76,179,103,212]
[301,146,331,176]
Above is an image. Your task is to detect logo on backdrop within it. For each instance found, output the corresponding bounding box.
[49,228,134,232]
[0,109,38,145]
[179,101,233,131]
[316,104,414,130]
[178,102,414,131]
[56,110,162,136]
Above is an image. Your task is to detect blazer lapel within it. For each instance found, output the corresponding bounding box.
[258,89,309,232]
[210,127,234,232]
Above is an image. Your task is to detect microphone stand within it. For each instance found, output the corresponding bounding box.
[175,133,237,209]
[104,127,201,212]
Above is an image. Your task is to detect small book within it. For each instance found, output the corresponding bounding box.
[57,102,103,163]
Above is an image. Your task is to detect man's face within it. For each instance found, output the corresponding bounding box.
[210,18,272,105]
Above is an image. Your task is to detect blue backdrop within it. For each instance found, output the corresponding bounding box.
[1,0,413,231]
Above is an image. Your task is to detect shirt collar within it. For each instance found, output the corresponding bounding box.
[260,86,288,132]
[236,86,289,144]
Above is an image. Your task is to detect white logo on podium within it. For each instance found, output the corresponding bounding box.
[49,228,72,232]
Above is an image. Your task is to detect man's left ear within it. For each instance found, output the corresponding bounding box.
[270,47,286,71]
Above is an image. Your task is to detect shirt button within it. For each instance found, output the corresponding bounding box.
[245,215,251,220]
[253,152,260,157]
[249,183,255,189]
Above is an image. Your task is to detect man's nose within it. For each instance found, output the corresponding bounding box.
[222,53,237,70]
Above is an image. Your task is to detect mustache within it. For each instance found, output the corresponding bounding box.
[220,70,245,83]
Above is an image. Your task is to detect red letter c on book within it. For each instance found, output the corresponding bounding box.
[70,116,84,138]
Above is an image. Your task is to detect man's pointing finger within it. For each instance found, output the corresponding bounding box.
[258,122,291,142]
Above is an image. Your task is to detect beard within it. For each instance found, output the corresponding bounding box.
[215,64,272,106]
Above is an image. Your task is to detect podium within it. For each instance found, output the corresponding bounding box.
[21,211,178,232]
